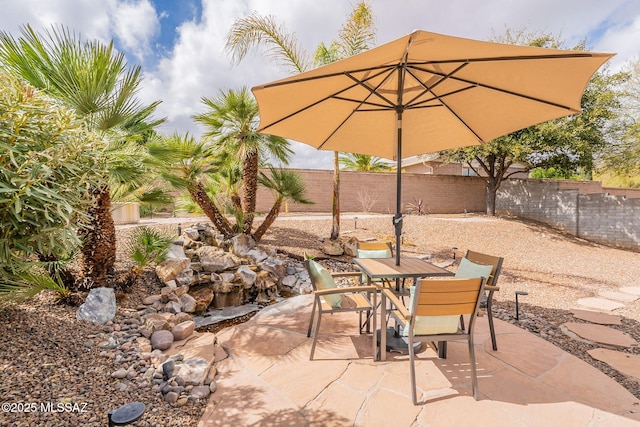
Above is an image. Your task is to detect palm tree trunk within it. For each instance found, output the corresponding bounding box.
[242,150,259,235]
[81,185,116,287]
[330,151,340,240]
[188,182,234,237]
[252,198,283,242]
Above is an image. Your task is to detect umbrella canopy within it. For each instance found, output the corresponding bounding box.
[252,30,613,265]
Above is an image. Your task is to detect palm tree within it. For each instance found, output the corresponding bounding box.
[225,1,376,241]
[146,133,235,236]
[339,153,392,171]
[254,167,313,241]
[193,87,293,235]
[0,25,163,286]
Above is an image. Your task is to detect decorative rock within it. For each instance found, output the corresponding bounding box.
[111,369,128,379]
[114,382,128,392]
[174,358,210,386]
[190,385,211,400]
[231,234,256,256]
[183,229,200,241]
[165,300,182,314]
[136,337,152,353]
[247,249,268,263]
[237,265,257,286]
[143,295,162,305]
[172,320,196,341]
[150,330,175,351]
[280,275,298,288]
[180,293,197,313]
[161,359,175,379]
[259,256,286,277]
[164,391,179,404]
[209,381,217,393]
[189,285,215,313]
[76,288,117,325]
[156,258,191,283]
[322,240,344,256]
[174,268,194,287]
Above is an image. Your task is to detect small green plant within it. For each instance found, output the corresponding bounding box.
[125,226,175,275]
[0,264,72,305]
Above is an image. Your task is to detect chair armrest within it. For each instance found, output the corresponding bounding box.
[382,288,410,320]
[485,285,499,292]
[314,286,377,296]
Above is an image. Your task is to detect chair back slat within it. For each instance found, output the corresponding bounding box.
[465,250,504,287]
[356,241,394,257]
[412,278,484,317]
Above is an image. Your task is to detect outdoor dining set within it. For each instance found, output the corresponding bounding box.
[304,243,503,405]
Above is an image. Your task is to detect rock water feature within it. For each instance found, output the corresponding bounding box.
[76,223,316,407]
[155,223,312,316]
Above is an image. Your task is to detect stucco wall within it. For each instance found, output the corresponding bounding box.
[255,169,486,214]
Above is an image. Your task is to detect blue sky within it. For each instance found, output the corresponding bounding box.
[1,0,639,169]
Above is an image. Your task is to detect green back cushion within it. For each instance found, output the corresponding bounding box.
[356,248,392,283]
[356,248,392,259]
[403,284,460,336]
[454,257,493,281]
[307,260,342,308]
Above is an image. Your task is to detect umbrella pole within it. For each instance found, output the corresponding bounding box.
[394,111,403,266]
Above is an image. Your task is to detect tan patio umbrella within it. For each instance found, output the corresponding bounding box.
[251,30,613,265]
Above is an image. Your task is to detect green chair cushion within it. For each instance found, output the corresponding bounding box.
[454,257,493,281]
[307,260,342,308]
[357,248,392,283]
[403,284,460,336]
[356,248,392,259]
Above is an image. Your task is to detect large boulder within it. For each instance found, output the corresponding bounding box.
[197,246,241,273]
[231,234,256,256]
[76,287,116,325]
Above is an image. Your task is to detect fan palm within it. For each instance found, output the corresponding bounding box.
[339,153,392,172]
[254,167,313,241]
[0,24,164,286]
[193,87,293,235]
[225,1,376,241]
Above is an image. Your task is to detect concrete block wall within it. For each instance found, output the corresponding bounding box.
[497,179,640,250]
[255,169,486,214]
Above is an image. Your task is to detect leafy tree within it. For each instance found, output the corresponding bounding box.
[0,24,164,287]
[441,30,626,215]
[0,69,104,301]
[225,1,376,241]
[600,56,640,179]
[339,153,391,171]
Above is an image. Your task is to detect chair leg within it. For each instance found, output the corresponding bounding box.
[468,337,478,400]
[307,298,318,338]
[487,293,497,351]
[409,335,419,405]
[309,308,322,360]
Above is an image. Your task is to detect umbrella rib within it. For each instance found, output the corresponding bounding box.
[405,52,601,66]
[316,69,399,150]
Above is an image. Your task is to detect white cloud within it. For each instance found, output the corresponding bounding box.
[109,0,160,62]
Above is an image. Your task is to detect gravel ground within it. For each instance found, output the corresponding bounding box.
[0,213,639,426]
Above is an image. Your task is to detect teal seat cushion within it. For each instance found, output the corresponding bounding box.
[307,260,342,308]
[454,257,493,281]
[403,284,459,336]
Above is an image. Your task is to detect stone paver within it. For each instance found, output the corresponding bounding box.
[571,309,622,325]
[599,291,640,303]
[588,348,640,382]
[563,322,638,347]
[198,295,640,427]
[620,286,640,296]
[576,297,625,311]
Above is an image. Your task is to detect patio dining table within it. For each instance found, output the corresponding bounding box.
[353,257,454,361]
